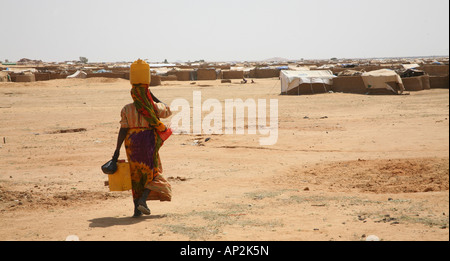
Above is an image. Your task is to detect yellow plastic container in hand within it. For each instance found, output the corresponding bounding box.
[130,59,151,85]
[108,161,132,191]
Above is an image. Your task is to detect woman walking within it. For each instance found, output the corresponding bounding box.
[112,59,172,217]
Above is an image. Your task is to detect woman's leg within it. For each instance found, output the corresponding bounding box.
[132,199,143,218]
[137,188,151,215]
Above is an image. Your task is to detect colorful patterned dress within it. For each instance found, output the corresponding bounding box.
[120,85,172,201]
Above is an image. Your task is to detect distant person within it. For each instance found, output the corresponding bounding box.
[112,60,172,217]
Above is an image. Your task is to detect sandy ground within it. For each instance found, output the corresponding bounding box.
[0,77,448,241]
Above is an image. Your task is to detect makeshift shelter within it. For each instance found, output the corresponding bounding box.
[0,71,10,82]
[280,70,335,95]
[337,69,364,76]
[419,65,449,76]
[15,73,35,82]
[332,76,367,94]
[197,68,217,80]
[421,75,430,90]
[429,75,449,89]
[398,68,425,78]
[361,69,404,95]
[174,70,195,81]
[402,76,423,91]
[249,68,281,78]
[35,73,51,81]
[160,75,177,81]
[222,70,244,79]
[401,64,420,70]
[67,70,87,79]
[149,74,161,86]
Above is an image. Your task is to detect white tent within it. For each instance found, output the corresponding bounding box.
[67,70,87,79]
[401,64,420,70]
[280,70,335,95]
[149,63,177,68]
[361,69,404,94]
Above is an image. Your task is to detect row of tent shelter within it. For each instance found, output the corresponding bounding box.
[280,64,448,95]
[1,62,448,95]
[62,63,448,95]
[280,69,406,95]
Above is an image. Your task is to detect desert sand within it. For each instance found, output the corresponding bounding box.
[0,77,448,241]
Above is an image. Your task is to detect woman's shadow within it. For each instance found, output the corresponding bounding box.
[88,214,166,228]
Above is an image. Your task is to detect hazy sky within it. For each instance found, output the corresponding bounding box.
[1,0,449,63]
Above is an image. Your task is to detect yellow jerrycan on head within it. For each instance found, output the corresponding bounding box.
[130,59,151,85]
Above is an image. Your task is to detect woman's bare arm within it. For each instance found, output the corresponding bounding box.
[112,127,129,161]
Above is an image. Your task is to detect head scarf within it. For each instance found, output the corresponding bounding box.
[131,83,173,136]
[130,84,166,131]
